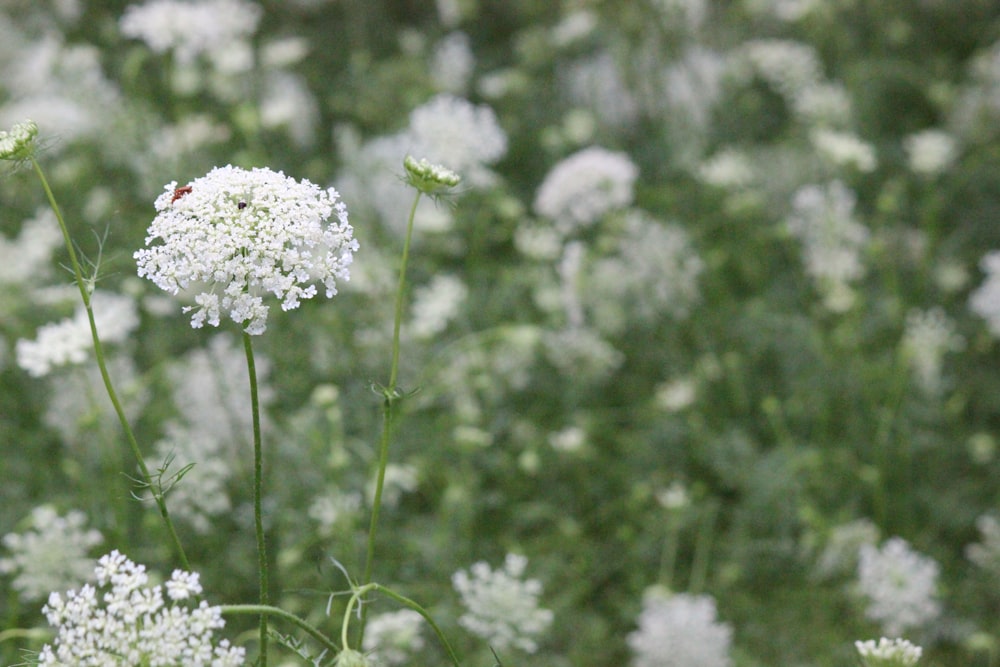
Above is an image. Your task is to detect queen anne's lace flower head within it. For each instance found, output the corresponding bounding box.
[855,637,923,667]
[135,165,358,335]
[0,119,38,161]
[856,537,941,636]
[38,550,245,666]
[534,146,639,234]
[627,587,733,667]
[452,553,554,653]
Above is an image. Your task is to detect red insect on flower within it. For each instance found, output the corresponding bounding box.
[171,185,193,203]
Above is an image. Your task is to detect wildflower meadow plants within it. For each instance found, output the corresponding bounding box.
[6,2,1000,666]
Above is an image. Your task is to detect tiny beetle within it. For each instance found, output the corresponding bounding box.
[238,201,247,210]
[171,185,193,203]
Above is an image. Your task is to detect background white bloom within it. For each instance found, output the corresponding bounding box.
[534,146,639,234]
[901,308,964,395]
[904,129,959,176]
[15,291,139,377]
[135,165,357,335]
[627,588,733,667]
[452,553,554,653]
[856,537,941,636]
[362,609,426,666]
[0,506,102,602]
[39,550,245,666]
[119,0,262,68]
[785,181,870,312]
[969,251,1000,337]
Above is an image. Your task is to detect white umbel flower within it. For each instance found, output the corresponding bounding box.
[135,165,357,335]
[534,146,639,234]
[452,553,553,653]
[627,588,733,667]
[855,637,923,667]
[38,550,245,666]
[857,537,941,636]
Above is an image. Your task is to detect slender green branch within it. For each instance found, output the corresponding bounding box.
[340,582,461,667]
[359,190,422,644]
[242,332,269,667]
[220,604,339,656]
[30,157,190,570]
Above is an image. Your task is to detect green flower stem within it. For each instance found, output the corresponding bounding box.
[242,332,269,667]
[220,604,339,656]
[358,189,422,644]
[30,157,191,571]
[342,583,461,667]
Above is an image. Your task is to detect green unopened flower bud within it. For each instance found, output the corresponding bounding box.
[403,155,461,195]
[0,120,39,161]
[335,648,372,667]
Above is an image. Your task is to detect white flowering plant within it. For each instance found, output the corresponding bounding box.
[6,2,1000,666]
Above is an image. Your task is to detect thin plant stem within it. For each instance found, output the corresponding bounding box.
[243,332,269,667]
[688,500,718,594]
[358,190,422,644]
[220,604,340,656]
[30,157,190,571]
[342,583,461,667]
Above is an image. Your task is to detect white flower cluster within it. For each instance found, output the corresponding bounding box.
[0,207,63,284]
[587,212,704,332]
[409,274,467,339]
[904,129,958,176]
[0,506,102,602]
[361,609,426,666]
[38,550,245,666]
[740,39,852,126]
[0,118,38,160]
[901,308,964,395]
[966,514,1000,573]
[810,128,877,172]
[135,165,357,335]
[855,637,923,667]
[970,251,1000,337]
[785,181,870,312]
[857,537,941,636]
[452,553,554,653]
[119,0,262,66]
[627,588,733,667]
[534,146,639,234]
[16,291,139,378]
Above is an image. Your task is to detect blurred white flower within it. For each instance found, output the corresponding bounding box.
[534,146,639,234]
[150,424,233,534]
[966,514,1000,573]
[587,212,704,332]
[697,150,755,189]
[904,129,959,176]
[432,31,475,93]
[855,637,923,667]
[169,334,273,447]
[308,491,362,535]
[119,0,262,67]
[856,537,941,636]
[452,553,553,653]
[362,609,426,666]
[810,128,877,172]
[742,39,823,101]
[814,518,880,580]
[970,251,1000,337]
[135,165,356,335]
[38,550,245,666]
[16,291,139,378]
[410,274,467,339]
[627,587,733,667]
[786,181,869,312]
[901,308,964,395]
[0,207,62,285]
[0,506,102,602]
